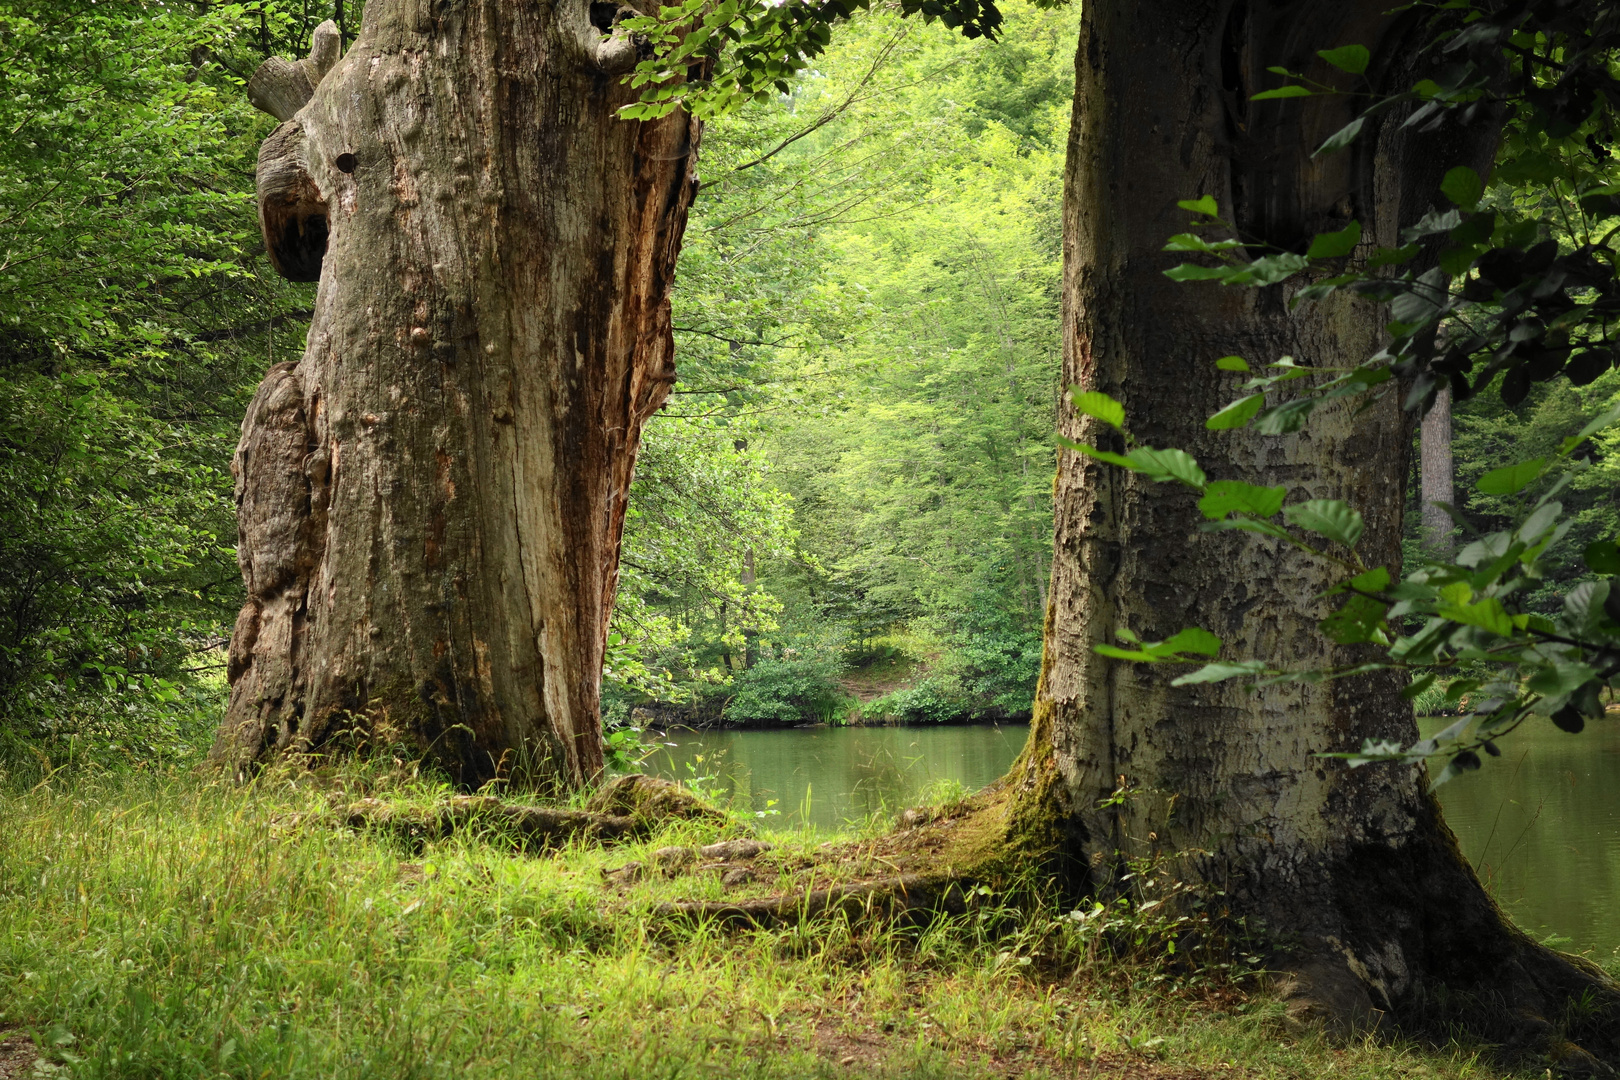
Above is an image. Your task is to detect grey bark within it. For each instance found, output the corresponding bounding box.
[1420,386,1455,557]
[1009,0,1620,1054]
[216,1,702,790]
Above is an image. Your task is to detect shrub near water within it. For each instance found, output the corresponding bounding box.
[0,771,1525,1080]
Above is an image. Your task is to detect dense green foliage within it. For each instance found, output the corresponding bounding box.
[606,4,1074,727]
[0,0,322,765]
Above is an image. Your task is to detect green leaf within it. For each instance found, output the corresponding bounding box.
[1254,398,1317,435]
[1437,596,1514,636]
[1583,540,1620,575]
[1476,458,1546,496]
[1177,196,1219,217]
[1164,263,1235,282]
[1164,234,1246,253]
[1313,116,1365,157]
[1321,593,1388,644]
[1201,517,1295,542]
[1070,390,1126,431]
[1252,85,1314,100]
[1235,252,1309,285]
[1171,661,1267,685]
[1206,393,1266,430]
[1558,400,1620,456]
[1335,565,1392,595]
[1125,446,1207,488]
[1283,499,1365,547]
[1215,356,1250,372]
[1057,438,1136,470]
[1153,627,1223,657]
[1198,480,1286,520]
[1306,221,1362,259]
[1402,672,1438,701]
[1317,44,1370,75]
[1440,166,1484,209]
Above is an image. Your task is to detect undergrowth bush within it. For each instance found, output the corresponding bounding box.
[717,630,854,726]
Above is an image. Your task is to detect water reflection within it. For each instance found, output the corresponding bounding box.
[1429,715,1620,959]
[650,718,1620,959]
[649,724,1026,831]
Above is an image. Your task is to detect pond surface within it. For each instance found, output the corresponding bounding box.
[651,719,1620,958]
[1427,715,1620,960]
[648,724,1027,832]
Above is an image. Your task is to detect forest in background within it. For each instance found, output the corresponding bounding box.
[4,0,1620,765]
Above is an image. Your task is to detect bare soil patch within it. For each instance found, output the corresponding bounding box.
[0,1030,38,1079]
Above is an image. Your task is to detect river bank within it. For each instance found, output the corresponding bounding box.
[0,770,1535,1080]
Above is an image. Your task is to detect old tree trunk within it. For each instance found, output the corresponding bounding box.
[215,3,699,788]
[996,0,1620,1060]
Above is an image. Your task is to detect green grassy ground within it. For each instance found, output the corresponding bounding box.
[0,771,1522,1079]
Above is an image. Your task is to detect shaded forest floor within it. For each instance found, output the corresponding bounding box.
[0,770,1539,1080]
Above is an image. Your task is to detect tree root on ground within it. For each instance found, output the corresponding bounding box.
[336,774,726,853]
[651,872,971,927]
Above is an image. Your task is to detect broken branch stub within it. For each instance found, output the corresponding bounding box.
[246,19,342,121]
[249,20,341,282]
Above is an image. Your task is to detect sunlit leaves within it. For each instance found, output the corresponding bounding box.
[1317,44,1370,75]
[1197,481,1285,520]
[1096,626,1221,663]
[1282,500,1364,548]
[1069,390,1125,430]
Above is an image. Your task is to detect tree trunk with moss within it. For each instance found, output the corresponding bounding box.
[214,4,700,790]
[1005,0,1620,1058]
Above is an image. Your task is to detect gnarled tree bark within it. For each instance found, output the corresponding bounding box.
[1006,0,1620,1061]
[216,1,699,790]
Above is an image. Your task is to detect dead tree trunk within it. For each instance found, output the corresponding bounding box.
[1006,0,1620,1059]
[215,3,701,790]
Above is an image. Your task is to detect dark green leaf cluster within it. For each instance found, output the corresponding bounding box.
[618,0,1058,120]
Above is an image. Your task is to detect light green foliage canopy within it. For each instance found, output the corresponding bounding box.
[608,2,1075,726]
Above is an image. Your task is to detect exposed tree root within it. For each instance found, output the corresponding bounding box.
[343,795,639,852]
[652,872,971,928]
[338,774,726,853]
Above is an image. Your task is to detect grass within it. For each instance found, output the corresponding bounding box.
[0,768,1525,1080]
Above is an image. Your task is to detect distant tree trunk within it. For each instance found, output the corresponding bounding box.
[215,4,702,790]
[1005,0,1620,1054]
[1420,386,1455,556]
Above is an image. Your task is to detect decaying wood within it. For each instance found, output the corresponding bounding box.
[246,20,341,121]
[217,3,705,789]
[343,794,638,850]
[255,122,328,282]
[586,773,727,825]
[652,873,968,928]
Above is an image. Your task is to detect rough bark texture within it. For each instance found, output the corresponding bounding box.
[1009,0,1620,1060]
[216,1,702,790]
[1419,386,1455,557]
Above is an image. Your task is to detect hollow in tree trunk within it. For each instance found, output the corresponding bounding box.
[1002,0,1620,1061]
[214,4,701,790]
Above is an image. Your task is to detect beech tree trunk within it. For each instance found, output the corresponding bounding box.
[214,2,701,789]
[1420,386,1455,556]
[1009,0,1620,1057]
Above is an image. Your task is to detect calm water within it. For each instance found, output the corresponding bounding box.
[1427,715,1620,959]
[653,719,1620,958]
[649,724,1027,831]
